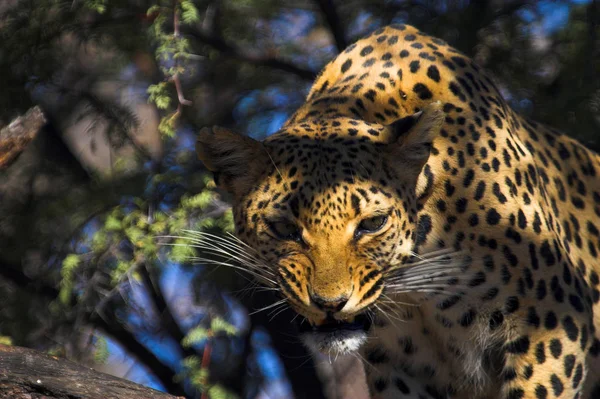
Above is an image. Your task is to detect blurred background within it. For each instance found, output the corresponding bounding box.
[0,0,598,398]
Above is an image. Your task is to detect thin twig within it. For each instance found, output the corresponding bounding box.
[200,342,212,399]
[172,0,192,108]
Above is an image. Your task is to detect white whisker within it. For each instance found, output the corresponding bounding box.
[190,256,276,286]
[249,298,288,315]
[184,243,274,276]
[380,293,418,308]
[374,304,403,328]
[386,288,460,296]
[376,301,407,321]
[269,304,290,321]
[171,234,274,274]
[386,267,465,282]
[386,282,470,291]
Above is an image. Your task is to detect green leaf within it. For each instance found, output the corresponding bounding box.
[220,211,235,233]
[158,112,179,137]
[59,254,81,305]
[94,336,109,364]
[111,260,132,284]
[182,326,209,347]
[63,254,81,271]
[105,214,122,231]
[91,230,108,251]
[170,239,197,262]
[182,355,201,370]
[210,317,237,336]
[198,217,216,229]
[181,1,200,24]
[147,82,172,110]
[125,226,144,244]
[182,191,215,210]
[207,384,238,399]
[147,5,160,16]
[85,0,107,14]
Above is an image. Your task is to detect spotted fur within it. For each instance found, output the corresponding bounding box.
[196,24,600,399]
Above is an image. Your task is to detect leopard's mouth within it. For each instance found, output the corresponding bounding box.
[298,313,371,333]
[297,313,371,355]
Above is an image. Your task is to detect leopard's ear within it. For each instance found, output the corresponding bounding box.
[386,101,444,172]
[197,126,266,197]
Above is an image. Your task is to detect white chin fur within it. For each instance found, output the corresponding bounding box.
[301,330,367,355]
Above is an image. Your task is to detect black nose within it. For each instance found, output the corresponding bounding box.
[310,293,349,312]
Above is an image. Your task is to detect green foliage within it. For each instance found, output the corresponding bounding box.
[0,336,12,346]
[92,230,108,251]
[179,355,238,399]
[94,336,110,364]
[58,171,231,310]
[182,191,216,211]
[104,213,123,231]
[158,111,179,138]
[59,254,81,305]
[207,385,239,399]
[147,83,172,110]
[84,0,108,14]
[111,260,133,284]
[146,0,199,138]
[180,315,239,398]
[181,1,200,24]
[183,317,237,347]
[210,317,237,336]
[53,168,236,393]
[182,326,209,347]
[170,238,198,263]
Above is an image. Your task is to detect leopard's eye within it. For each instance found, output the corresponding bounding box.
[356,215,388,237]
[269,220,302,242]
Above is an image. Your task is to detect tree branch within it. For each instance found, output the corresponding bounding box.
[0,344,183,399]
[138,264,196,360]
[182,27,317,81]
[0,107,45,170]
[172,0,192,109]
[314,0,347,52]
[89,314,187,397]
[0,262,187,397]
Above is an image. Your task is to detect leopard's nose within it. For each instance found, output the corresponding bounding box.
[310,293,349,312]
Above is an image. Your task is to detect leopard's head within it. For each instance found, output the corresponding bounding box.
[196,102,445,354]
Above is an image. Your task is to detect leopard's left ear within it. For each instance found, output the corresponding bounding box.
[196,126,267,198]
[385,101,445,170]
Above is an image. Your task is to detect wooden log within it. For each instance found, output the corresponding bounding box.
[0,344,184,399]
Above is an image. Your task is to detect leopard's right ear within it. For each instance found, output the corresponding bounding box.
[196,126,266,197]
[385,102,444,168]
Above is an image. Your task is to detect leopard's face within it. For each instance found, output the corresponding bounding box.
[236,141,418,353]
[196,103,445,354]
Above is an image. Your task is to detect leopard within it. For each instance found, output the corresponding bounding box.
[195,24,600,399]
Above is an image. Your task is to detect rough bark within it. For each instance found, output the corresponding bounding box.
[0,344,184,399]
[0,106,45,170]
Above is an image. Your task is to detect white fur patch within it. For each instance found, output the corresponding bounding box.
[301,329,368,355]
